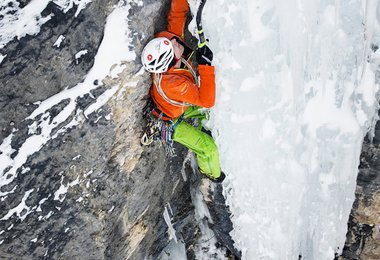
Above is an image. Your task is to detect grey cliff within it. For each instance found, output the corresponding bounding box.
[0,0,239,259]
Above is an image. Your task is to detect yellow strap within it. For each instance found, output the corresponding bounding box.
[198,41,208,48]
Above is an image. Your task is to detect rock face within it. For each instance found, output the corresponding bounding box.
[339,118,380,260]
[0,1,240,259]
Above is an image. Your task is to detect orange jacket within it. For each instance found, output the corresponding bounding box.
[150,0,216,119]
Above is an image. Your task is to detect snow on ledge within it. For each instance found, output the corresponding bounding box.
[0,54,7,64]
[0,2,136,221]
[53,35,66,48]
[0,0,93,50]
[0,189,34,221]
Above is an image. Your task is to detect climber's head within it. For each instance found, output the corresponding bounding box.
[141,37,174,73]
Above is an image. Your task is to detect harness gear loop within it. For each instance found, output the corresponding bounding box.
[141,132,154,146]
[141,100,164,146]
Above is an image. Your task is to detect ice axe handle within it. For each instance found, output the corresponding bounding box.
[198,29,207,48]
[196,0,207,48]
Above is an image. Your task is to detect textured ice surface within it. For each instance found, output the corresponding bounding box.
[188,0,380,259]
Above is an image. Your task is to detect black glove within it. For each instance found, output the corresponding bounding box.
[196,44,213,65]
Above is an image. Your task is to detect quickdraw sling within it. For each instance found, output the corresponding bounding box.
[140,102,183,156]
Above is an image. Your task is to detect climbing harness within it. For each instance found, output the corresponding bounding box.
[140,100,184,156]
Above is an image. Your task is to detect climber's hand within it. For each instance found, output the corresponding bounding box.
[196,43,213,65]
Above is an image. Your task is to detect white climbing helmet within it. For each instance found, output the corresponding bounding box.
[141,37,174,73]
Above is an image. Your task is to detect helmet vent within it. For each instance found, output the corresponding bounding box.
[141,37,174,73]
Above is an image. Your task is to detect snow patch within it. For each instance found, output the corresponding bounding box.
[36,197,49,212]
[75,49,88,64]
[54,0,93,17]
[0,0,94,49]
[163,203,177,243]
[0,54,7,64]
[0,2,136,194]
[84,85,119,118]
[54,176,80,202]
[1,189,34,221]
[53,35,65,48]
[72,155,81,161]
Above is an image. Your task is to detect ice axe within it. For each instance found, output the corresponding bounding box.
[196,0,208,48]
[195,0,213,65]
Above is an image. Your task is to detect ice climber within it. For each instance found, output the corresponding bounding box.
[140,0,225,182]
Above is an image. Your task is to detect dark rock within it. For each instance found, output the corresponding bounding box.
[339,107,380,259]
[0,1,239,260]
[0,0,117,142]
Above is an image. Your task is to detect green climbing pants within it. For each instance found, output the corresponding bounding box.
[172,106,221,179]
